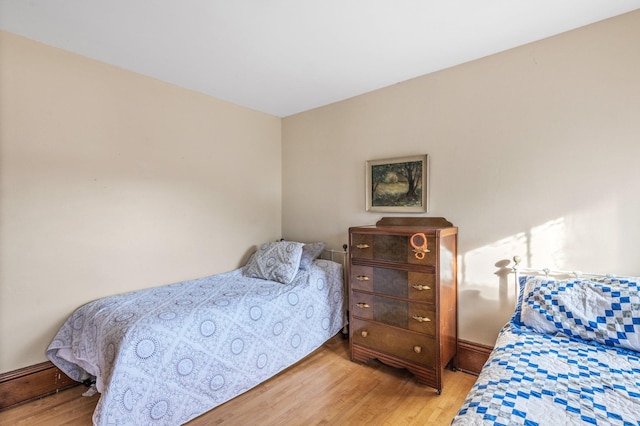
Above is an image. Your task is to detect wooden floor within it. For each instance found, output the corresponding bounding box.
[0,335,477,425]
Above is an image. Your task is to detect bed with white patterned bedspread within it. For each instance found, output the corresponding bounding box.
[46,258,345,425]
[453,276,640,425]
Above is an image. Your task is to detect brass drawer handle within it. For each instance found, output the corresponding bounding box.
[355,244,370,249]
[412,284,431,291]
[356,302,370,309]
[356,275,370,281]
[411,248,431,254]
[412,315,431,323]
[361,331,369,338]
[413,345,422,354]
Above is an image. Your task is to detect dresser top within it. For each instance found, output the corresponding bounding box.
[351,217,457,232]
[375,217,454,228]
[350,217,457,236]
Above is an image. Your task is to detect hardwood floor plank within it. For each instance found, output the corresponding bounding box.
[0,335,477,425]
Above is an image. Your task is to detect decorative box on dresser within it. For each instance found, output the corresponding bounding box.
[348,217,458,394]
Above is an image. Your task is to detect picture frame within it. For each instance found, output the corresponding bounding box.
[366,154,428,213]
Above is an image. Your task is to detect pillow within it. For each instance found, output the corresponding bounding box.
[518,276,640,352]
[298,242,326,270]
[243,241,304,284]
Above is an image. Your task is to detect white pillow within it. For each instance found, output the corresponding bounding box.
[298,242,326,270]
[519,276,640,352]
[243,241,304,284]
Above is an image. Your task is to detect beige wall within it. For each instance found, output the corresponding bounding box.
[0,32,282,373]
[282,10,640,346]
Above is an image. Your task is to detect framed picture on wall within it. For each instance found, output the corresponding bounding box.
[366,154,428,213]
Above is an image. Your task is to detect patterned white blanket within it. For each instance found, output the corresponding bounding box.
[453,276,640,425]
[453,323,640,425]
[47,259,345,425]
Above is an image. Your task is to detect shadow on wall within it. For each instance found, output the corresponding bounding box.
[458,217,573,345]
[458,259,514,344]
[239,245,258,268]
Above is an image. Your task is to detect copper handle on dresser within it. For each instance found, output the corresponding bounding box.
[356,302,370,309]
[411,248,431,254]
[411,315,431,323]
[413,345,422,354]
[411,284,431,291]
[356,275,370,281]
[355,244,370,249]
[361,331,369,338]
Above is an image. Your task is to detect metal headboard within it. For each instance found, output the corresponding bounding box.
[319,244,349,279]
[319,244,349,336]
[512,255,617,286]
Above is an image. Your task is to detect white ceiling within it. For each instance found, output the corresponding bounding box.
[1,1,639,117]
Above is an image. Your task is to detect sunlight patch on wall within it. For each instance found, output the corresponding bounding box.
[458,218,568,344]
[462,217,567,297]
[526,218,567,271]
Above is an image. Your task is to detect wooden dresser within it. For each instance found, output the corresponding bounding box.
[348,217,458,394]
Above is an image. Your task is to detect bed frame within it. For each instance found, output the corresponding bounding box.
[512,255,619,284]
[319,244,349,274]
[320,244,349,336]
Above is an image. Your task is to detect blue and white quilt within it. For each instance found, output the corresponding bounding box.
[453,276,640,425]
[47,259,345,425]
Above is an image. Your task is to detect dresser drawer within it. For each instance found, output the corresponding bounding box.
[351,318,435,367]
[350,265,435,303]
[408,273,436,303]
[350,291,374,320]
[350,264,374,292]
[350,290,435,334]
[351,233,436,266]
[351,233,373,259]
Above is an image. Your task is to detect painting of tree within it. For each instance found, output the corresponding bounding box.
[366,155,428,212]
